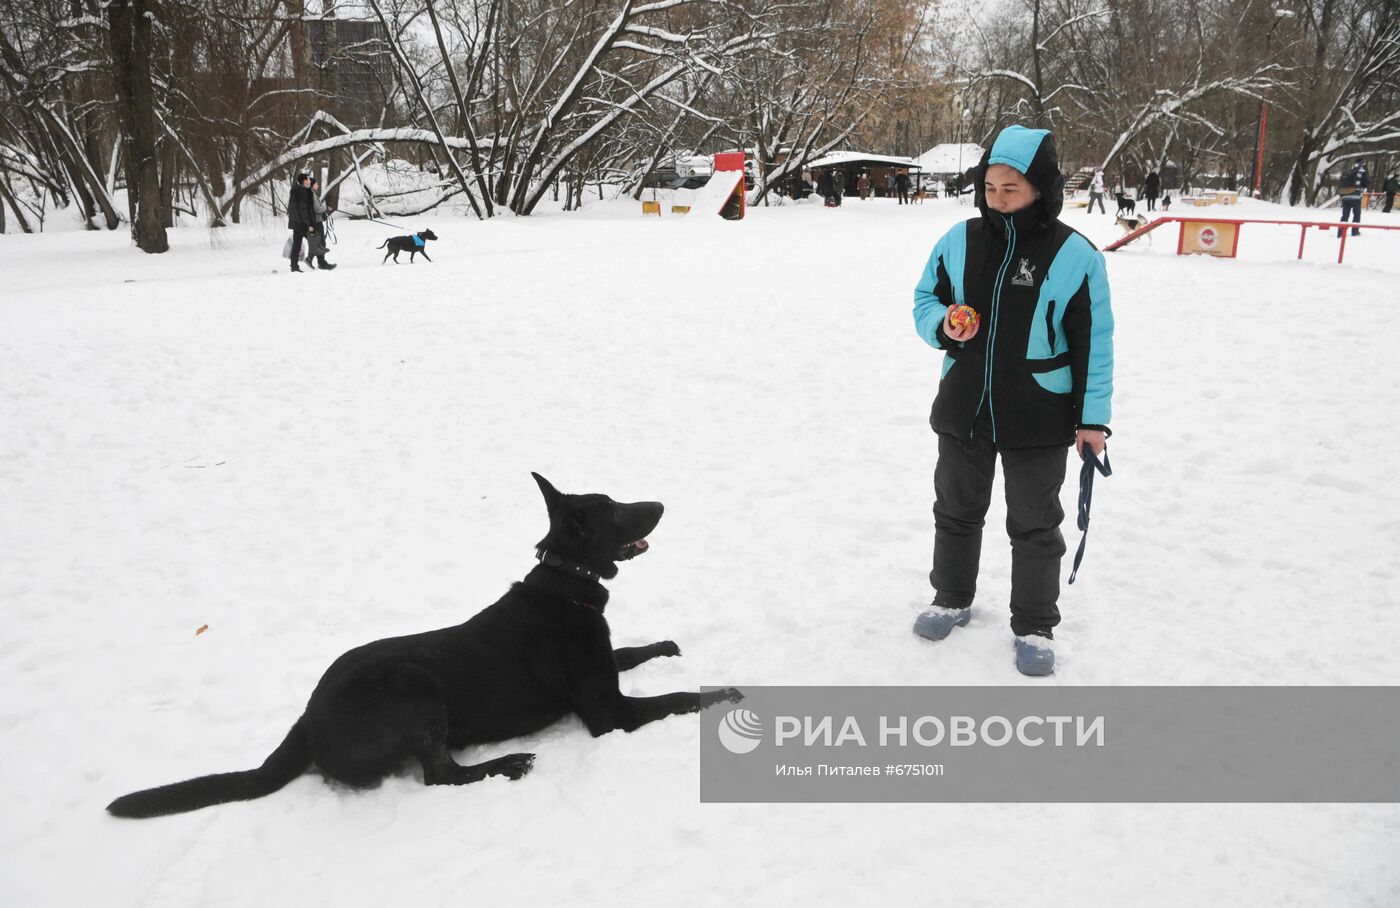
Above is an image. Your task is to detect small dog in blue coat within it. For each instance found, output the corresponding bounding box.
[378,228,439,264]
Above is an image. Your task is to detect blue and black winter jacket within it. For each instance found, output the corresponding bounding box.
[914,126,1114,448]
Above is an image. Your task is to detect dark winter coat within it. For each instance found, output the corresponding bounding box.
[1339,166,1368,196]
[1385,176,1398,194]
[287,181,315,231]
[1144,171,1160,199]
[895,172,912,191]
[914,125,1114,448]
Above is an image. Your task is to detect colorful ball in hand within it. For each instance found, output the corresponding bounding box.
[948,304,980,332]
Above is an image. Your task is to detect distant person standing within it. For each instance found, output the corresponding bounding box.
[1383,173,1397,213]
[1088,168,1106,214]
[1338,161,1368,237]
[886,172,896,198]
[858,171,871,200]
[817,169,835,204]
[896,169,912,205]
[1144,171,1160,212]
[286,172,315,274]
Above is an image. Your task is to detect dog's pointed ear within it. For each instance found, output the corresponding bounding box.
[531,472,562,511]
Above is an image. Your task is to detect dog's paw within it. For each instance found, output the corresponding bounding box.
[652,640,682,658]
[494,752,535,781]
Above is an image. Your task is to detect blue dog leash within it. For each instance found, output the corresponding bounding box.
[1067,444,1112,585]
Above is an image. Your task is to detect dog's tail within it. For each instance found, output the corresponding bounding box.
[376,239,390,249]
[107,718,310,819]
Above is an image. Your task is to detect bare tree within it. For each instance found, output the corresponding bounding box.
[108,0,168,251]
[948,0,1306,194]
[1279,0,1400,204]
[0,0,122,230]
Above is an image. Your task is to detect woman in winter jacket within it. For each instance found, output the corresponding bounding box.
[909,125,1115,676]
[306,178,336,270]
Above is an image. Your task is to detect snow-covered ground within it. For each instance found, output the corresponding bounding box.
[2,194,1399,906]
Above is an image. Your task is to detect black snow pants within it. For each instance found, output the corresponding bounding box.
[930,411,1069,638]
[290,227,310,268]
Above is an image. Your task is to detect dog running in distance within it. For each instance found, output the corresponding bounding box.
[108,473,743,819]
[1114,213,1152,245]
[1114,192,1136,217]
[378,228,439,264]
[1115,214,1148,234]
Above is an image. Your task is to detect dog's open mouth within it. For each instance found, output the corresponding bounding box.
[615,539,650,561]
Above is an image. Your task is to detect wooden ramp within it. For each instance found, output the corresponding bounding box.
[690,168,745,218]
[1103,216,1172,251]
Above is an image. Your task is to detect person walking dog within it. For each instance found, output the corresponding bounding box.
[909,125,1115,676]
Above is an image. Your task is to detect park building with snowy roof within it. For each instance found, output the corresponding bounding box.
[804,151,922,198]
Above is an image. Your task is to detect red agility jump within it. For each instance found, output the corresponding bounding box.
[1104,215,1400,264]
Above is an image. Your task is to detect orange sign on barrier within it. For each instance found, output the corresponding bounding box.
[1178,220,1240,257]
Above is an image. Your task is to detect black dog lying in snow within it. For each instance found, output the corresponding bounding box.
[378,228,438,263]
[108,473,743,818]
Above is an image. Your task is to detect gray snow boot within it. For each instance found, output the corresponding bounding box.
[913,605,971,641]
[1014,635,1055,676]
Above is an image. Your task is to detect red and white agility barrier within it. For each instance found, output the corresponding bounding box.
[1104,216,1400,264]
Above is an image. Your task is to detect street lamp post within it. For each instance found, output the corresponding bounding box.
[1252,7,1294,196]
[953,93,961,170]
[956,106,970,201]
